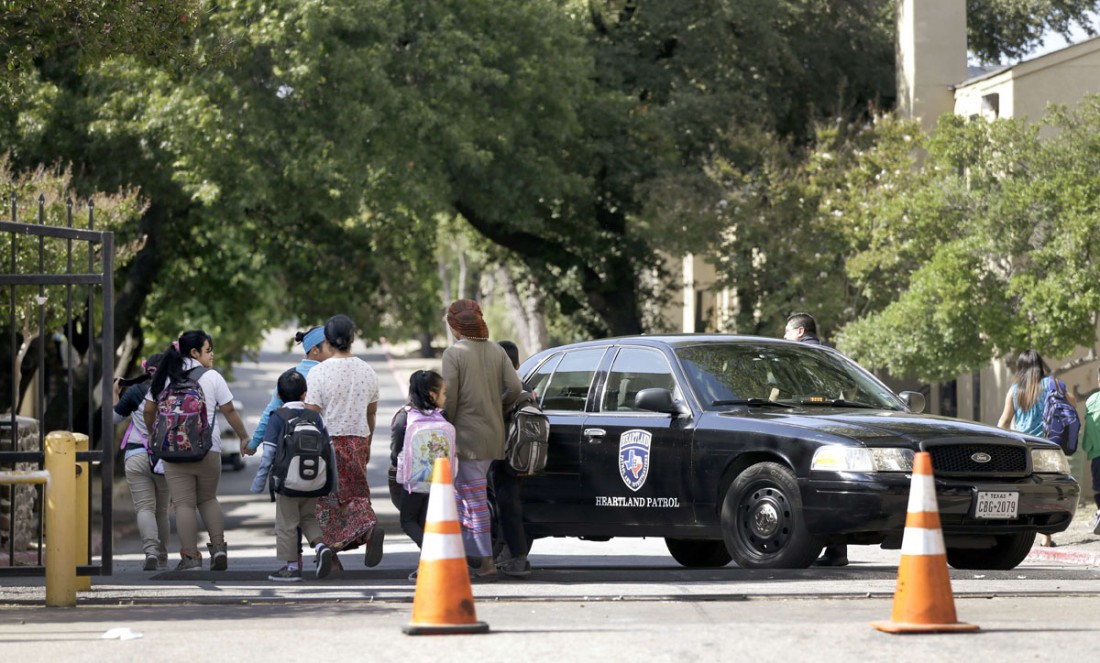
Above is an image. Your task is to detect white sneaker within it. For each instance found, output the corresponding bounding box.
[1092,510,1100,536]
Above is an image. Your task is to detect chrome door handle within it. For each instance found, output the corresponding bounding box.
[584,428,606,443]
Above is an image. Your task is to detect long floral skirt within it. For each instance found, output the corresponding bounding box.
[317,434,378,552]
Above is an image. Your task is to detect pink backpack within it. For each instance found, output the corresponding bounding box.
[395,407,456,493]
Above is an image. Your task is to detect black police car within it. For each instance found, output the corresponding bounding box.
[515,335,1078,570]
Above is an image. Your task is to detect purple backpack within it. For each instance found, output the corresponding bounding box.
[395,407,456,493]
[150,367,214,463]
[1042,379,1080,455]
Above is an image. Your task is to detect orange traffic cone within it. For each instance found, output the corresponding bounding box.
[403,457,489,635]
[872,452,979,634]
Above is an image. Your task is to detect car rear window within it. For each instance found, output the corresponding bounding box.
[539,348,606,411]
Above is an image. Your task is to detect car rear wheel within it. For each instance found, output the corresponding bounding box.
[665,538,732,568]
[946,531,1036,570]
[720,462,823,569]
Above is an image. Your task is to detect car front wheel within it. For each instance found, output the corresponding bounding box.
[665,538,732,568]
[946,531,1036,570]
[720,462,823,569]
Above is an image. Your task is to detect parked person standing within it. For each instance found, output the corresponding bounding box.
[305,314,385,568]
[998,349,1076,546]
[784,312,848,567]
[143,330,250,571]
[491,339,533,577]
[1082,366,1100,535]
[113,353,169,571]
[442,300,523,581]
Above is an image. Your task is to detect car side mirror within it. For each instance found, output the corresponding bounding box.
[635,388,686,416]
[899,391,925,413]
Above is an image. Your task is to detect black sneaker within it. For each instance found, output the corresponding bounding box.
[812,554,849,567]
[268,566,302,582]
[499,558,532,578]
[143,555,158,572]
[364,526,385,568]
[315,545,334,579]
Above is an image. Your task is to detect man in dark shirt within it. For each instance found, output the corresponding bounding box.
[784,312,848,568]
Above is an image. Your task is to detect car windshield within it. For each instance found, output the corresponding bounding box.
[674,343,905,412]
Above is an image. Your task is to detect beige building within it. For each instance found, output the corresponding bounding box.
[671,1,1100,429]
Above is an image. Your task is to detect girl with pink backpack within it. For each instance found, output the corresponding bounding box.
[389,370,456,575]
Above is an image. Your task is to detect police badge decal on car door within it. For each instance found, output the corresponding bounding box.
[619,429,652,491]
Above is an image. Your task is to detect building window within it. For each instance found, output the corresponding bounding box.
[981,93,999,120]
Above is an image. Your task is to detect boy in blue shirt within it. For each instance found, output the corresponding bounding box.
[255,368,336,581]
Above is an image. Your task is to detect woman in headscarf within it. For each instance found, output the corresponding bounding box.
[441,299,523,580]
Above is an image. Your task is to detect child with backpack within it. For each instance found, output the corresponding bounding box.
[142,330,249,571]
[389,370,455,578]
[257,368,337,581]
[113,353,169,571]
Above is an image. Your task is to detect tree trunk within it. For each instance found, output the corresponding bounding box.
[524,280,549,354]
[497,265,532,353]
[454,202,644,338]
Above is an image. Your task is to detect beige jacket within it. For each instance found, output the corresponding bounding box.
[442,339,523,460]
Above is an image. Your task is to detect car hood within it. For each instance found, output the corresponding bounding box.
[717,407,1039,447]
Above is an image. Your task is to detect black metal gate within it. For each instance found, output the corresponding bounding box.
[1,194,115,577]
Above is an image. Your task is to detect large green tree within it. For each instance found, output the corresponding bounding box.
[833,100,1100,381]
[5,0,1100,373]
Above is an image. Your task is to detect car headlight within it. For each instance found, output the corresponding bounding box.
[811,446,914,472]
[1031,448,1069,474]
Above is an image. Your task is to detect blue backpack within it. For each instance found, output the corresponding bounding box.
[1042,379,1080,455]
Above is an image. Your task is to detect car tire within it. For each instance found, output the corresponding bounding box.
[946,531,1036,570]
[225,453,245,472]
[720,462,823,569]
[665,538,732,568]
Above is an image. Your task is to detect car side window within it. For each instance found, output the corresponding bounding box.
[600,347,678,412]
[540,348,605,411]
[525,353,563,406]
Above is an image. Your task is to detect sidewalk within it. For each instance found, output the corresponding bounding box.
[1024,503,1100,566]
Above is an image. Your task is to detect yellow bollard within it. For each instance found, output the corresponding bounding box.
[72,432,91,592]
[44,431,77,607]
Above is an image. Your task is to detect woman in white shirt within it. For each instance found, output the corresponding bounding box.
[305,314,384,569]
[143,330,249,571]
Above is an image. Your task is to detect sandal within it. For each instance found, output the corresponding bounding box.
[470,570,499,583]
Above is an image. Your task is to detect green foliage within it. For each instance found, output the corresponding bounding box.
[5,0,1100,367]
[966,0,1100,62]
[835,98,1100,380]
[0,157,143,334]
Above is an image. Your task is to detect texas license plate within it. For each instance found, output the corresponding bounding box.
[973,491,1019,519]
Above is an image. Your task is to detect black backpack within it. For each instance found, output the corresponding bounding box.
[269,407,335,497]
[504,391,549,476]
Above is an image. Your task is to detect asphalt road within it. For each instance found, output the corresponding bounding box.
[3,334,1100,659]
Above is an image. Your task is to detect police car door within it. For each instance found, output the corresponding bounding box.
[581,346,692,528]
[521,347,608,524]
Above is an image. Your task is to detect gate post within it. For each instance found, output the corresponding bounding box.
[72,432,91,591]
[44,431,76,607]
